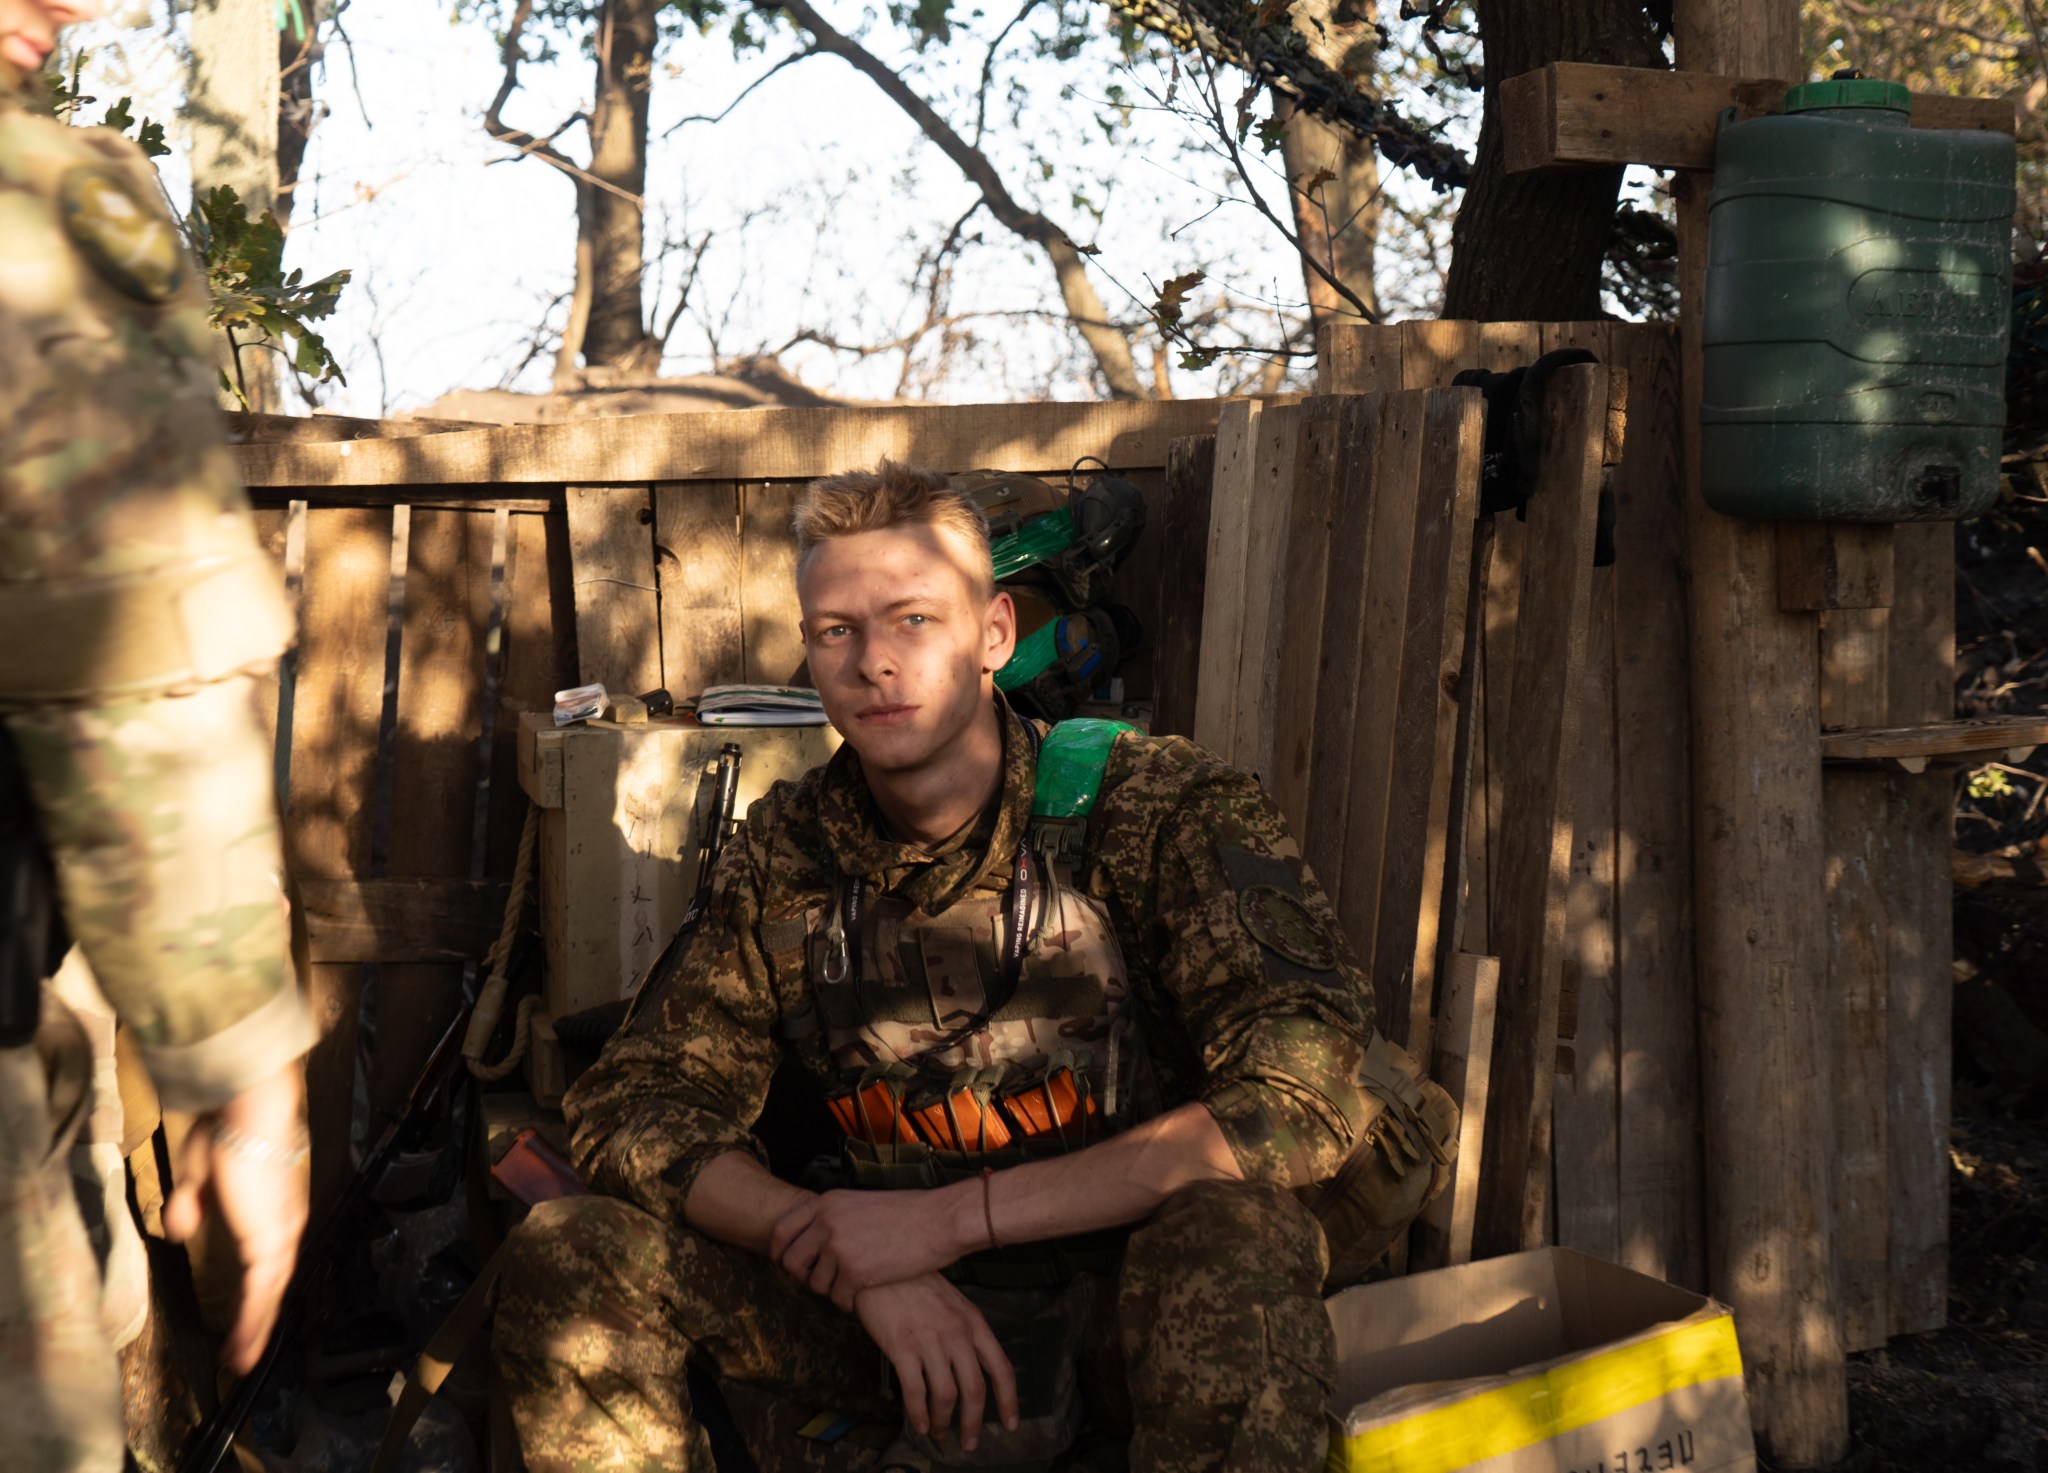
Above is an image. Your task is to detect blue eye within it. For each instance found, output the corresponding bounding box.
[903,614,928,627]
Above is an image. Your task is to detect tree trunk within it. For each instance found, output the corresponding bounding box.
[774,0,1145,398]
[580,0,660,374]
[1279,0,1380,323]
[1441,0,1662,320]
[1281,106,1381,324]
[187,0,281,408]
[274,0,323,232]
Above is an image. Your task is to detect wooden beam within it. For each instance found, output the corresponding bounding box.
[565,485,663,697]
[246,486,561,514]
[1608,324,1705,1292]
[1313,322,1404,394]
[1471,362,1607,1259]
[1886,524,1955,1338]
[1778,523,1895,612]
[1149,435,1217,740]
[1819,715,2048,765]
[233,399,1227,489]
[1676,0,1848,1457]
[1334,392,1429,1017]
[1191,400,1262,760]
[1820,609,1892,1353]
[1267,396,1351,839]
[1502,61,2018,176]
[303,880,512,962]
[226,410,489,444]
[1951,851,2048,890]
[654,481,744,700]
[1383,388,1484,1062]
[1413,952,1499,1270]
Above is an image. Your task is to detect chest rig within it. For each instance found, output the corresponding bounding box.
[805,719,1144,1189]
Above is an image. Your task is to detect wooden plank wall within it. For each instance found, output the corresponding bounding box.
[1321,320,1703,1286]
[237,372,1949,1356]
[245,486,576,1208]
[233,401,1223,1207]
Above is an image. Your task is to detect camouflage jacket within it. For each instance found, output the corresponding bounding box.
[567,699,1382,1218]
[0,67,290,705]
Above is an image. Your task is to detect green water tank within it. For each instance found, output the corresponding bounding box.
[1701,78,2015,521]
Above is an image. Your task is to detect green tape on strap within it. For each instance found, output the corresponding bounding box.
[995,618,1059,692]
[1031,718,1135,819]
[991,507,1074,580]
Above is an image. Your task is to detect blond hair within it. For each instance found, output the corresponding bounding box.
[793,460,995,597]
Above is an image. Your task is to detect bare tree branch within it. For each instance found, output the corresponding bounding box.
[973,0,1043,147]
[652,228,716,354]
[664,46,820,136]
[1107,0,1469,188]
[1191,53,1376,322]
[483,0,645,209]
[760,0,1147,399]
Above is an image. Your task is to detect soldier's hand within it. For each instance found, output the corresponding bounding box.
[772,1187,972,1309]
[854,1273,1020,1452]
[165,1065,310,1373]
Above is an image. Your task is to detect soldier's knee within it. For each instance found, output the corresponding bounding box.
[1116,1182,1336,1417]
[499,1194,673,1315]
[1129,1178,1327,1292]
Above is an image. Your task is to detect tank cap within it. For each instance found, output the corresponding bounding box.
[1783,77,1910,115]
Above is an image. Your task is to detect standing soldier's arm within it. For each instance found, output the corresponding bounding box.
[0,72,314,1370]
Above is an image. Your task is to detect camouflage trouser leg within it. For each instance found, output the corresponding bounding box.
[0,1011,125,1473]
[3,674,304,1115]
[495,1194,895,1473]
[1114,1179,1335,1473]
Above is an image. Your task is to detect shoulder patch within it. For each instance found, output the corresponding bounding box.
[58,163,185,304]
[1240,884,1338,971]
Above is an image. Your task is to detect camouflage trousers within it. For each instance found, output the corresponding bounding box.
[0,1010,125,1473]
[495,1178,1336,1473]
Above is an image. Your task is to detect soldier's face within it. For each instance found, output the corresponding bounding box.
[0,1,98,73]
[798,525,1016,775]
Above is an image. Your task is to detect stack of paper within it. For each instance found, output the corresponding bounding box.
[693,685,831,726]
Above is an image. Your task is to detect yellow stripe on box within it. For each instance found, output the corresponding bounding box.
[1330,1314,1744,1473]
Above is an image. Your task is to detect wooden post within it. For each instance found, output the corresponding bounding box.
[1886,524,1955,1335]
[1821,607,1893,1353]
[1674,0,1849,1462]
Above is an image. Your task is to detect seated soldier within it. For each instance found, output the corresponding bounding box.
[494,461,1451,1473]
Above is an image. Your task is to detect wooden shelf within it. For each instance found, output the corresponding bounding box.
[1501,62,2018,176]
[1821,716,2048,773]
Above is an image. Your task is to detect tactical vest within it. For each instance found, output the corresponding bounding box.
[805,719,1148,1191]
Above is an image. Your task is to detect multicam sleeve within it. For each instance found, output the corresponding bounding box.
[563,810,784,1223]
[1137,757,1379,1191]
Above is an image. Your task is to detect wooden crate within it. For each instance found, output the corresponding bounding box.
[516,712,839,1017]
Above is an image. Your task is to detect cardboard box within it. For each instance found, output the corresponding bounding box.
[1326,1248,1755,1473]
[516,712,839,1017]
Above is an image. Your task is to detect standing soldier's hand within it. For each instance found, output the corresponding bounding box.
[165,1064,311,1372]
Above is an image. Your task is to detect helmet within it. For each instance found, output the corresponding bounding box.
[955,470,1149,611]
[995,590,1143,723]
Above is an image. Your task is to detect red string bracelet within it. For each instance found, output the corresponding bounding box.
[980,1166,1001,1250]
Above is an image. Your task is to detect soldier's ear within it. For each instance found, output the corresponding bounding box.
[983,589,1017,674]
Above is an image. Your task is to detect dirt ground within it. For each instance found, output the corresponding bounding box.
[1819,1102,2048,1472]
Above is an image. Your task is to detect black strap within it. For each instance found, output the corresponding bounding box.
[840,831,1034,1014]
[835,714,1046,1063]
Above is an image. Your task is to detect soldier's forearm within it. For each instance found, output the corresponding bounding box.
[943,1101,1243,1253]
[682,1148,817,1257]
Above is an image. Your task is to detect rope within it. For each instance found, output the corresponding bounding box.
[465,804,540,1081]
